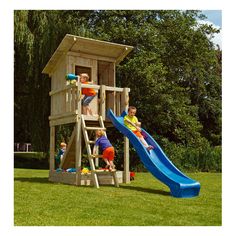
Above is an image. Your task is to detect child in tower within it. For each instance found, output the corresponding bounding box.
[80,73,97,116]
[93,129,116,171]
[124,106,154,151]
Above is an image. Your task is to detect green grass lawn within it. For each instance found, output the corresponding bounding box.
[14,168,221,226]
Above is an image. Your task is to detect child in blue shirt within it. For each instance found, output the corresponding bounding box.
[93,130,115,171]
[55,142,67,168]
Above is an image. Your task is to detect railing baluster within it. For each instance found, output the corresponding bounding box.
[99,85,106,120]
[69,88,72,112]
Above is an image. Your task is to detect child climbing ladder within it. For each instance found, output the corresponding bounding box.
[92,129,116,172]
[81,115,119,188]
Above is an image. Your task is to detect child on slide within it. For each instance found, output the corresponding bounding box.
[124,106,154,151]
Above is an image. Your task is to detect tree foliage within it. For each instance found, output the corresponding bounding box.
[14,10,221,171]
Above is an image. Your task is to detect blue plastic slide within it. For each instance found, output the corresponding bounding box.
[107,109,200,198]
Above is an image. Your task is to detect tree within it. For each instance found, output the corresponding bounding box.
[14,10,221,171]
[14,10,94,151]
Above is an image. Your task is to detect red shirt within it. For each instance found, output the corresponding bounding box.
[82,81,96,96]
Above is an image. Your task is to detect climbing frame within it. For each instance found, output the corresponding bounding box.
[43,34,133,186]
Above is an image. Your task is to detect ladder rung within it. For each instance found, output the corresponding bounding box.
[94,170,116,173]
[89,154,103,158]
[85,127,106,130]
[88,140,95,144]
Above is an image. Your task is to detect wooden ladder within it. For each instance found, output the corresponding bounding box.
[81,115,119,188]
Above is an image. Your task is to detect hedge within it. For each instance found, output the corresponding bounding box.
[14,152,49,169]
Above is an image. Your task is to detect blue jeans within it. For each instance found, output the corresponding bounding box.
[82,95,95,106]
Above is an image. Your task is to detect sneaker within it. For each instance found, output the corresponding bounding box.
[105,165,110,170]
[110,165,116,171]
[147,145,154,151]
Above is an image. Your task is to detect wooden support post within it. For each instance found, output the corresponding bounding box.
[95,157,99,168]
[75,82,82,185]
[112,171,119,187]
[100,85,106,120]
[123,136,130,183]
[68,88,72,112]
[116,92,121,116]
[121,87,130,183]
[72,87,76,111]
[121,87,129,113]
[75,117,82,186]
[113,91,116,115]
[49,126,55,172]
[77,81,82,115]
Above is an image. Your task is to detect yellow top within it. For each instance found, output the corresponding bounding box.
[124,115,138,131]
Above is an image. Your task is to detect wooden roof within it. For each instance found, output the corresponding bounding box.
[42,34,133,75]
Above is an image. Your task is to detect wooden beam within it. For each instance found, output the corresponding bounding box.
[75,117,82,186]
[112,171,119,187]
[85,127,106,131]
[105,86,124,92]
[121,87,130,113]
[100,85,106,120]
[49,116,77,126]
[123,136,130,184]
[122,87,130,183]
[60,126,76,169]
[49,126,55,172]
[76,82,82,185]
[49,84,77,96]
[81,84,100,90]
[90,154,103,159]
[49,111,78,120]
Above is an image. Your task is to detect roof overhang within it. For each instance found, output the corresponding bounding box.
[42,34,133,75]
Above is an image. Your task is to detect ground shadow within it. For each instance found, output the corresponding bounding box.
[14,177,49,184]
[14,177,170,197]
[119,185,170,196]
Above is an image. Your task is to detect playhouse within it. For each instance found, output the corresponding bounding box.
[42,34,133,187]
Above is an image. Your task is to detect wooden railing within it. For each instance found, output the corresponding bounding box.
[49,82,130,124]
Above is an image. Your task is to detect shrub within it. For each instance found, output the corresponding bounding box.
[14,152,49,169]
[160,139,221,172]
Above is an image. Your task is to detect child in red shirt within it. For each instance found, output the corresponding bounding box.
[80,73,96,115]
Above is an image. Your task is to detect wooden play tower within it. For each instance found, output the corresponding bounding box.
[42,34,133,187]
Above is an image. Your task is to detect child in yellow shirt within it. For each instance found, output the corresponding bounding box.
[124,106,154,150]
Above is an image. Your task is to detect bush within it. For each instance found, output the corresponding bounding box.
[14,152,49,169]
[161,140,221,172]
[197,145,222,172]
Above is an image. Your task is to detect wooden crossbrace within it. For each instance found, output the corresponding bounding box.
[60,126,76,169]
